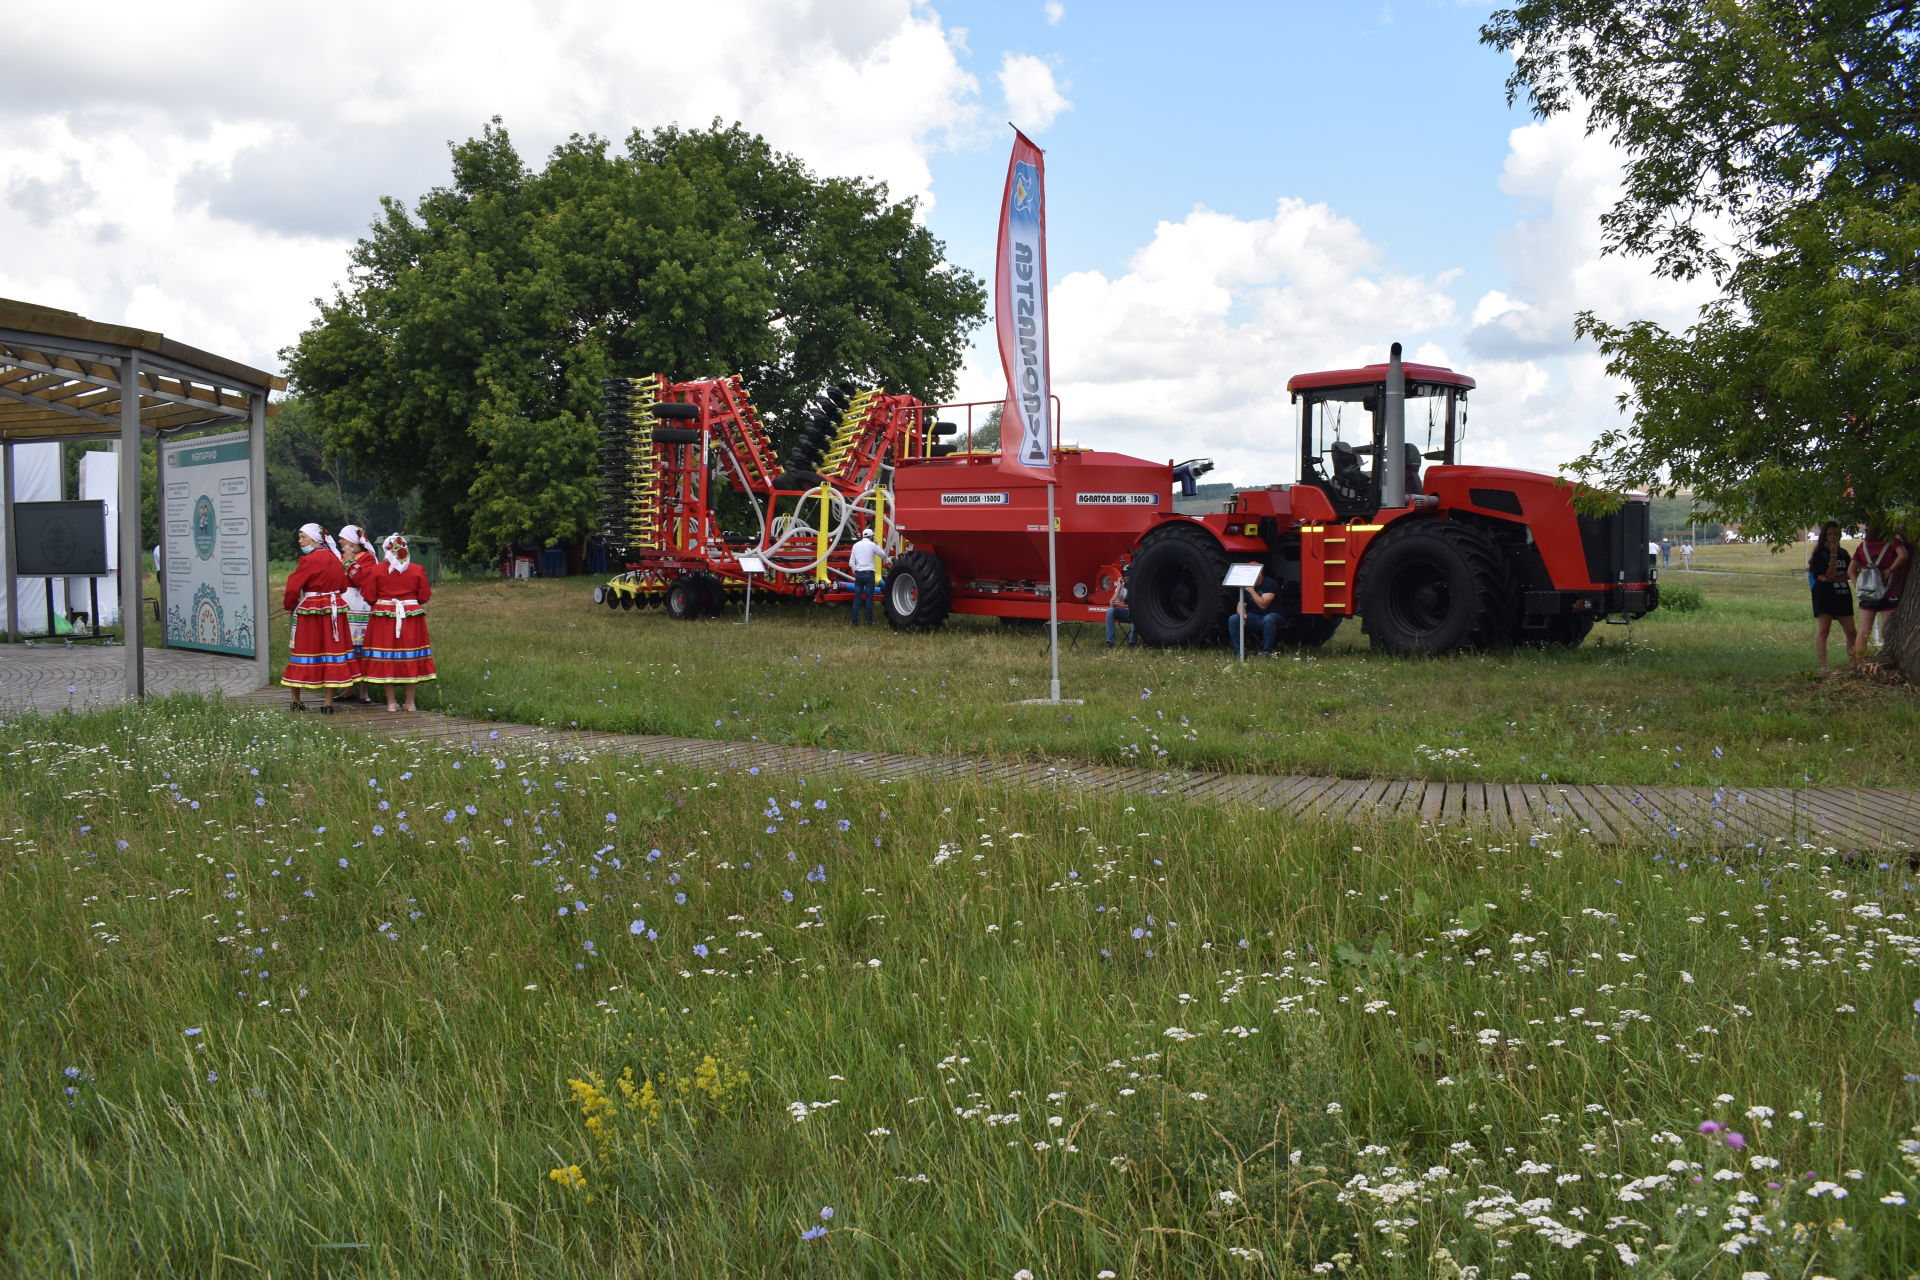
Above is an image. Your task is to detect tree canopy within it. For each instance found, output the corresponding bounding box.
[1482,1,1920,545]
[285,120,986,558]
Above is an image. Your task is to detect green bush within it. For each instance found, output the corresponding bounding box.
[1657,583,1706,613]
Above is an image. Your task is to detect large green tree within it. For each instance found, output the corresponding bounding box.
[285,119,985,559]
[1483,1,1920,672]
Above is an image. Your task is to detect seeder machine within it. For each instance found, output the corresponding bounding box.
[590,373,953,617]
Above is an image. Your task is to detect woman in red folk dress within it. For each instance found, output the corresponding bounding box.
[360,532,436,712]
[281,522,361,712]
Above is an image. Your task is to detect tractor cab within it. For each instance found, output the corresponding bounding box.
[1288,362,1475,518]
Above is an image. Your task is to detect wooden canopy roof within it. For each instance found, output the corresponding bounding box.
[0,297,284,444]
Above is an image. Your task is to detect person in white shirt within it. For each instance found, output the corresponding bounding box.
[848,528,886,626]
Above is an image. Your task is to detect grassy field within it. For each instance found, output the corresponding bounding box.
[3,699,1916,1277]
[355,540,1920,789]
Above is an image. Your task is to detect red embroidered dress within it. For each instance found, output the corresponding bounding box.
[281,551,362,690]
[360,559,436,684]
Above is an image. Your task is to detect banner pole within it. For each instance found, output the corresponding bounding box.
[1047,481,1061,702]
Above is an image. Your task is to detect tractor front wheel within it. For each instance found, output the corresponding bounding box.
[1129,522,1231,647]
[885,550,952,632]
[1356,520,1516,655]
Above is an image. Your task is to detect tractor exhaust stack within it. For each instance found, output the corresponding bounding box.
[1381,341,1406,510]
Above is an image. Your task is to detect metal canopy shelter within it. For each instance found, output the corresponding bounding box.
[0,296,284,700]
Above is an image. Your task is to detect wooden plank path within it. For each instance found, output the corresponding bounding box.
[231,689,1920,850]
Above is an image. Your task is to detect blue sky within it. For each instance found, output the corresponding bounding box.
[2,0,1715,484]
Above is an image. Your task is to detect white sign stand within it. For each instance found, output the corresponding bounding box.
[1223,562,1263,664]
[736,553,767,626]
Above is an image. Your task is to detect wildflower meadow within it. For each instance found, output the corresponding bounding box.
[3,696,1916,1277]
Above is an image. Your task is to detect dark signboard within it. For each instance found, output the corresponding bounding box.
[13,500,109,577]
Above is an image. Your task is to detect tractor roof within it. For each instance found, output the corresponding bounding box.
[1286,362,1476,393]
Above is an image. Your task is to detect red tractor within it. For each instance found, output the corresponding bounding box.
[884,344,1659,652]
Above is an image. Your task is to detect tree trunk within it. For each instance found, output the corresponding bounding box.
[1879,587,1920,682]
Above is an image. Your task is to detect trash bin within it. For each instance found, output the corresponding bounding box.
[585,539,608,575]
[538,547,567,578]
[411,536,443,583]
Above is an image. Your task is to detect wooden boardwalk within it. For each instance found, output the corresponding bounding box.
[232,689,1920,850]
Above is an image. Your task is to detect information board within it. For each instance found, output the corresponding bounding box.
[160,431,257,656]
[12,500,108,576]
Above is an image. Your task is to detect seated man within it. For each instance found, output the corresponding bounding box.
[1226,572,1285,655]
[1105,566,1138,646]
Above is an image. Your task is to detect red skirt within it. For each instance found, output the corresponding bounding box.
[362,599,437,684]
[282,592,363,689]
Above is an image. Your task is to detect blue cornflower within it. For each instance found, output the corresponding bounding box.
[63,1066,82,1079]
[582,940,595,953]
[443,810,456,824]
[800,1226,826,1241]
[183,1028,202,1037]
[630,919,647,935]
[575,900,587,913]
[605,813,617,824]
[337,858,349,868]
[693,944,709,959]
[782,889,795,902]
[1132,927,1145,939]
[814,799,827,810]
[675,892,687,905]
[372,825,385,837]
[807,865,827,883]
[837,819,851,832]
[206,1071,218,1083]
[819,1206,834,1220]
[464,804,477,816]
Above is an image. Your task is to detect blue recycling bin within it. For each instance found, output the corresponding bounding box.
[538,548,567,578]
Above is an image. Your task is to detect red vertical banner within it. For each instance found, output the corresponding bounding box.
[995,129,1054,480]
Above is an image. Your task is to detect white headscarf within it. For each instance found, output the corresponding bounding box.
[338,524,370,556]
[298,522,341,558]
[382,533,411,571]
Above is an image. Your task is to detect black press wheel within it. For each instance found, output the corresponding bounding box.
[1128,521,1232,647]
[653,426,701,445]
[1355,519,1517,655]
[884,550,952,631]
[665,576,702,620]
[618,590,635,610]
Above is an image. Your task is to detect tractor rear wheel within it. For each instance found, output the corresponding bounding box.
[1356,520,1517,655]
[1129,522,1231,647]
[885,550,952,632]
[665,576,702,620]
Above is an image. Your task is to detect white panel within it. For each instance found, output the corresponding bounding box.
[2,443,67,632]
[74,451,122,625]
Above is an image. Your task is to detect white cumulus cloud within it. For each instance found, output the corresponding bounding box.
[0,0,986,377]
[999,53,1072,133]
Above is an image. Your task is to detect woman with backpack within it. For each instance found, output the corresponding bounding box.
[1850,526,1912,660]
[1808,522,1857,673]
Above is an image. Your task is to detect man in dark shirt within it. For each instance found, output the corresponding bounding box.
[1227,573,1285,655]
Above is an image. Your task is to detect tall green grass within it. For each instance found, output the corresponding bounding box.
[4,700,1916,1277]
[389,572,1920,788]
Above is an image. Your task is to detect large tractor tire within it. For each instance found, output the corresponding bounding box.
[884,550,952,632]
[665,576,704,621]
[653,427,701,445]
[653,402,700,421]
[1129,522,1232,647]
[1356,520,1518,655]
